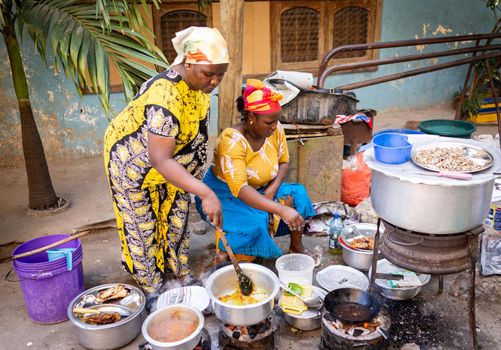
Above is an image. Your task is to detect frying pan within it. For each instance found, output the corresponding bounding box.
[324,288,380,323]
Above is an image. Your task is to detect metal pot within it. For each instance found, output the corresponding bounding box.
[370,168,494,234]
[205,263,280,326]
[368,259,431,300]
[141,304,204,350]
[282,286,327,331]
[340,223,385,271]
[68,284,146,350]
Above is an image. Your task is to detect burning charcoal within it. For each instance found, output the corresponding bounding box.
[255,322,268,333]
[248,326,258,339]
[232,330,240,339]
[353,329,364,337]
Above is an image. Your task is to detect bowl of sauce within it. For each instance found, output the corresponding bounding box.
[142,304,204,350]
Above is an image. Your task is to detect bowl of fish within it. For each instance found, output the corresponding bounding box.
[339,223,385,271]
[411,142,493,173]
[68,283,146,350]
[205,263,280,326]
[142,304,204,350]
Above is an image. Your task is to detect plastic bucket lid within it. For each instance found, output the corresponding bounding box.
[418,119,476,138]
[315,265,369,292]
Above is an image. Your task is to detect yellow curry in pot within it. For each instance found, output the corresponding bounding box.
[218,288,268,305]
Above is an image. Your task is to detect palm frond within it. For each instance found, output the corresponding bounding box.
[17,0,168,114]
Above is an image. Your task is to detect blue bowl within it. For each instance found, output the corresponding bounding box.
[372,133,412,164]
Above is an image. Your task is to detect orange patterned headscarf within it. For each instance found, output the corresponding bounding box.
[243,79,283,114]
[171,27,229,66]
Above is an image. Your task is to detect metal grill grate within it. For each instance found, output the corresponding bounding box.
[160,10,207,63]
[280,7,319,63]
[333,7,369,58]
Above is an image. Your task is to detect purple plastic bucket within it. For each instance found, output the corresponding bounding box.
[12,234,85,324]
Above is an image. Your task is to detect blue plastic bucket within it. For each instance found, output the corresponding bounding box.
[12,234,85,324]
[372,133,412,164]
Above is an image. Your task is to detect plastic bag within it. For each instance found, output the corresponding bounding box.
[480,230,501,276]
[341,152,371,206]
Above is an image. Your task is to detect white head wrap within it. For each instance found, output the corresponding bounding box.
[171,26,229,66]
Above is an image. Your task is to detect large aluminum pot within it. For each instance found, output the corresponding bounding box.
[68,284,146,350]
[205,263,280,326]
[371,169,494,234]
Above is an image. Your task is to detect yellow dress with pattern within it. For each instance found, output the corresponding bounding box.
[103,69,209,293]
[211,125,289,261]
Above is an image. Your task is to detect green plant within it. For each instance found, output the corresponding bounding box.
[0,0,170,210]
[456,1,501,119]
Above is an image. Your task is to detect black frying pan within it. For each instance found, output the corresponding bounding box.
[324,288,380,323]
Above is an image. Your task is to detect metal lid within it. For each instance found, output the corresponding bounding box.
[315,265,369,292]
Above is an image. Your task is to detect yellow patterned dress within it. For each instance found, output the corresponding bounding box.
[104,69,210,293]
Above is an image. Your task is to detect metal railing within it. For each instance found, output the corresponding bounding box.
[317,33,501,146]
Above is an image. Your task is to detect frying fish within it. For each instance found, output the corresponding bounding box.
[95,284,128,303]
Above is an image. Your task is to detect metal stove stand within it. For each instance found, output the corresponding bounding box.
[368,218,483,350]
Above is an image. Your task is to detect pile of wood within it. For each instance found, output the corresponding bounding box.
[282,123,342,141]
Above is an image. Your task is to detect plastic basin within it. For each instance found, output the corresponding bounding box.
[372,133,412,164]
[418,119,476,139]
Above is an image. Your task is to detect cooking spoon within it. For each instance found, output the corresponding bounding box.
[216,227,254,296]
[279,281,323,309]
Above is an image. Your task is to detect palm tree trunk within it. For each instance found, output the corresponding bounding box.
[3,20,58,209]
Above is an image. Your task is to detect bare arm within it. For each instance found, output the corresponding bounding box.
[148,132,222,227]
[238,184,304,230]
[263,162,289,200]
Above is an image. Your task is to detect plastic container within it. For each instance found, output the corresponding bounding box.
[373,128,424,136]
[328,213,343,255]
[12,234,84,324]
[418,119,476,139]
[372,133,412,164]
[275,253,315,286]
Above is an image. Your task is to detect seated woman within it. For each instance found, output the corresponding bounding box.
[196,79,315,263]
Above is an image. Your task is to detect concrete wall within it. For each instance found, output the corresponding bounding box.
[0,0,495,166]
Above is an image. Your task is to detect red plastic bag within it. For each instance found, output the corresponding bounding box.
[341,152,371,206]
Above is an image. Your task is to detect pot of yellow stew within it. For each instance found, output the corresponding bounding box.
[205,263,280,326]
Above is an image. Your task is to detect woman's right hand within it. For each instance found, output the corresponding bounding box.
[200,190,223,228]
[279,206,305,231]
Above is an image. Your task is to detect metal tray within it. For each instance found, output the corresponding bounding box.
[411,142,493,173]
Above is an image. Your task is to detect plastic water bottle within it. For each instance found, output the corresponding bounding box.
[329,213,344,255]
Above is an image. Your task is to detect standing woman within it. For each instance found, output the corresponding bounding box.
[104,27,228,296]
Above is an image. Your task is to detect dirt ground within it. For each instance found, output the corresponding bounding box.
[1,106,501,350]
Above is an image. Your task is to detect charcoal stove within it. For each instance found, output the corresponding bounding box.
[218,314,279,349]
[369,218,483,350]
[379,220,483,275]
[319,308,391,350]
